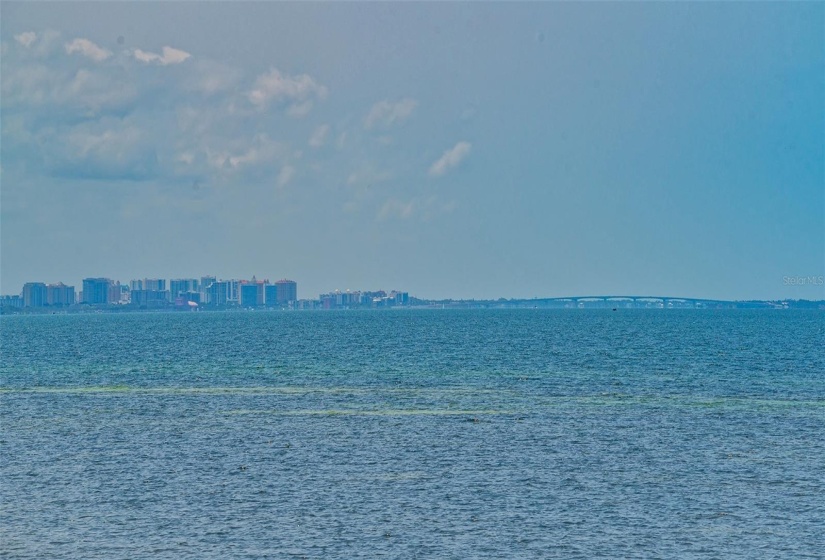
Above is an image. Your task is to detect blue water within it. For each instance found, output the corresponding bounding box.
[1,310,823,558]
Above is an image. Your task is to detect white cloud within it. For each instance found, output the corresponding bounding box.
[65,38,111,62]
[15,32,37,48]
[277,165,295,188]
[133,46,191,65]
[309,124,330,148]
[14,29,61,58]
[365,98,418,129]
[429,141,472,177]
[248,68,328,109]
[6,29,61,59]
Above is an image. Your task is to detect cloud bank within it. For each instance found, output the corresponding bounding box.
[2,25,470,236]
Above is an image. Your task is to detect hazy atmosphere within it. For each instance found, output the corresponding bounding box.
[2,2,823,300]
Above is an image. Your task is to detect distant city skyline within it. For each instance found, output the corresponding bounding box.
[3,272,823,308]
[1,3,823,301]
[2,275,441,311]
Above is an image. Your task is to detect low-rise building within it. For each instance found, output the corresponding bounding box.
[0,295,23,308]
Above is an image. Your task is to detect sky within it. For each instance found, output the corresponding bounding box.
[1,2,823,301]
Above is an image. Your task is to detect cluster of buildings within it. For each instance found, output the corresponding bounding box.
[1,278,411,311]
[1,282,77,309]
[1,277,299,310]
[317,290,409,309]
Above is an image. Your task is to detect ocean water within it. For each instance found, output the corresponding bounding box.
[1,309,823,559]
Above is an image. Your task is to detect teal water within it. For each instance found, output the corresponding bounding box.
[1,310,823,558]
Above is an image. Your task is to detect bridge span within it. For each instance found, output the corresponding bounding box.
[509,296,773,308]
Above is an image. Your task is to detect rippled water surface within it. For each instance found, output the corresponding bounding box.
[2,310,823,558]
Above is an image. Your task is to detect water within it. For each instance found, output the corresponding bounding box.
[1,309,823,558]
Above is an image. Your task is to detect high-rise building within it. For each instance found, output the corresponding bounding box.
[47,283,76,306]
[227,280,241,303]
[200,276,216,303]
[109,281,123,305]
[265,284,279,307]
[207,281,229,306]
[240,277,268,307]
[143,279,166,292]
[22,282,48,307]
[240,283,261,307]
[82,278,114,304]
[275,279,297,304]
[170,279,199,299]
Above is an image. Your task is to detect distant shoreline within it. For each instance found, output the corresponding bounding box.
[2,298,823,315]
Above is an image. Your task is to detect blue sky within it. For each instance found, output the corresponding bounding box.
[1,2,823,300]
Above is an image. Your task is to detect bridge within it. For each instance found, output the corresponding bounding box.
[509,296,773,308]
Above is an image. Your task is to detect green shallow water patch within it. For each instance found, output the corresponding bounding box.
[538,395,825,410]
[0,385,136,394]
